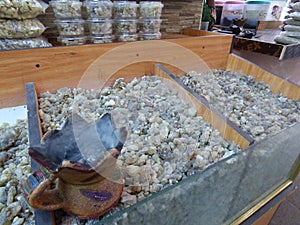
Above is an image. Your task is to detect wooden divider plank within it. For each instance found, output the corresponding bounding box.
[183,28,224,37]
[226,54,300,100]
[25,82,56,225]
[155,64,254,149]
[26,83,43,149]
[257,21,283,30]
[25,62,249,224]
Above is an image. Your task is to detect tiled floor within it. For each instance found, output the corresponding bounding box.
[233,51,300,86]
[269,173,300,225]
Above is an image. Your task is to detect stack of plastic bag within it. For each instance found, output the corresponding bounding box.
[0,0,52,50]
[274,0,300,44]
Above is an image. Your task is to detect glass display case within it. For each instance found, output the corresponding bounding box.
[1,29,299,225]
[97,122,299,224]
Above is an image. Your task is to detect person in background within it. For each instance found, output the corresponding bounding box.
[202,0,216,30]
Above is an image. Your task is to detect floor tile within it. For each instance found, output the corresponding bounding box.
[269,200,300,225]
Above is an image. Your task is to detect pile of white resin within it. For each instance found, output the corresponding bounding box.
[0,120,34,225]
[37,76,240,224]
[2,70,299,224]
[181,70,300,141]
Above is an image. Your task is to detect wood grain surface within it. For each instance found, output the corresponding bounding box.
[25,83,56,225]
[0,34,232,108]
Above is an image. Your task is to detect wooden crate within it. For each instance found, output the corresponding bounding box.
[1,30,300,225]
[233,22,300,60]
[25,64,252,225]
[0,30,231,225]
[26,59,300,225]
[233,36,300,60]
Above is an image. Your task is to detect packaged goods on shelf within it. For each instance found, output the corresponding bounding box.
[291,1,300,11]
[221,0,245,26]
[139,1,163,18]
[284,18,300,26]
[89,34,114,44]
[0,36,52,50]
[139,31,161,40]
[243,0,271,28]
[0,18,46,38]
[113,1,138,18]
[57,36,87,45]
[274,0,300,44]
[280,31,300,38]
[50,0,86,46]
[87,18,113,35]
[114,19,137,34]
[0,0,48,19]
[139,18,162,33]
[289,12,300,20]
[0,0,50,50]
[84,0,113,18]
[284,24,300,31]
[115,33,138,42]
[50,0,83,19]
[137,1,163,41]
[55,19,85,36]
[274,34,300,44]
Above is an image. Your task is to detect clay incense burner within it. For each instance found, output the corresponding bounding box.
[22,113,127,219]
